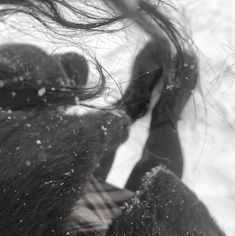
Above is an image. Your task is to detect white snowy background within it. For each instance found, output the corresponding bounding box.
[108,1,235,235]
[1,0,235,235]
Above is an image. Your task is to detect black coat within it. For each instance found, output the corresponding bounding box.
[0,44,225,236]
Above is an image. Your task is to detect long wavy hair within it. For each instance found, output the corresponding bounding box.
[0,0,188,110]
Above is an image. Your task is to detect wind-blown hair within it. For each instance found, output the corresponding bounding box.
[0,0,123,32]
[0,0,188,110]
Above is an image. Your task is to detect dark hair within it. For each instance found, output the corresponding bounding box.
[0,0,188,111]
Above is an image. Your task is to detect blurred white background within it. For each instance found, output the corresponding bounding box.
[108,1,235,235]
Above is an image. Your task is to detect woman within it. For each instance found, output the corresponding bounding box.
[0,0,225,235]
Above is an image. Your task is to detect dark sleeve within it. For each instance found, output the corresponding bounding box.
[106,167,225,236]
